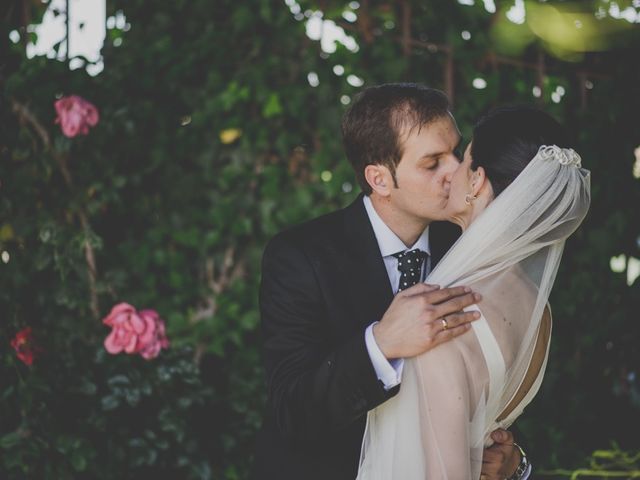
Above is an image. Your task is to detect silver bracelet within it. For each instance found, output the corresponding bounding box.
[507,442,530,480]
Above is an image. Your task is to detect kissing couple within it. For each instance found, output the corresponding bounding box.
[250,83,590,480]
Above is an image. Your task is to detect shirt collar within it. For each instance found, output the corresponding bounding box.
[363,195,430,258]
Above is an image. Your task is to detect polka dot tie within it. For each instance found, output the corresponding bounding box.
[392,249,428,292]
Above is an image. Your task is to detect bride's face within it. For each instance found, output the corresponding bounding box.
[445,141,494,228]
[445,142,475,219]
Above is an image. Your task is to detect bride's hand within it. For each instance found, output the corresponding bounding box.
[373,283,481,359]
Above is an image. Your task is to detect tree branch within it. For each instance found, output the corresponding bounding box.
[11,97,100,320]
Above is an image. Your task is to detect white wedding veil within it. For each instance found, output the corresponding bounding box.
[357,145,591,479]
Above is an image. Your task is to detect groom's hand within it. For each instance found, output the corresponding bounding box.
[481,429,522,480]
[373,283,481,359]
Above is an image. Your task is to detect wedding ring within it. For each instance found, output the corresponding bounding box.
[441,318,449,330]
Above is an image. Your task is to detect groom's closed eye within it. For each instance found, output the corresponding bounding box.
[421,158,439,170]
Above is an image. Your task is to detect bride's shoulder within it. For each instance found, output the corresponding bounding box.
[504,264,537,294]
[477,265,539,317]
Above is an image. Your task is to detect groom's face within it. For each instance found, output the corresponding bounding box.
[391,114,462,222]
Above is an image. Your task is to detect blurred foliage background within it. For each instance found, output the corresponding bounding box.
[1,0,639,478]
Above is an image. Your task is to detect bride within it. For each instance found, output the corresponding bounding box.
[356,106,591,479]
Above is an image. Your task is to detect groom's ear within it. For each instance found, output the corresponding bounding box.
[364,164,392,197]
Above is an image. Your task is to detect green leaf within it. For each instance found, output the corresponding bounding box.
[262,93,283,118]
[108,374,131,388]
[101,395,120,411]
[0,432,22,449]
[70,451,88,471]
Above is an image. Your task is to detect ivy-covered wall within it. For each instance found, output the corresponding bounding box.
[2,1,639,478]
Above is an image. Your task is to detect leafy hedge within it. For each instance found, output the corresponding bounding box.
[2,1,639,478]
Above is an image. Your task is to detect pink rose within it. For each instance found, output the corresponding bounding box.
[103,303,169,360]
[138,309,170,360]
[54,95,99,138]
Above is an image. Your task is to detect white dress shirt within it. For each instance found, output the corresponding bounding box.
[362,195,430,390]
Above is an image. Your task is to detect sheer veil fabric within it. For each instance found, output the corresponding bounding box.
[356,145,591,480]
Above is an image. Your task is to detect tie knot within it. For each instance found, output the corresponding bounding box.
[392,249,427,274]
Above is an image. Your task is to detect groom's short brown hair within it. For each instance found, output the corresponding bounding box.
[341,83,450,195]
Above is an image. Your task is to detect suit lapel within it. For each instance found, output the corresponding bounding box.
[341,194,394,326]
[337,198,461,326]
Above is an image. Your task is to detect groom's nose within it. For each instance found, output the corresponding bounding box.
[442,155,459,181]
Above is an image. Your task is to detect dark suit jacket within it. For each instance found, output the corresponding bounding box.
[250,194,460,480]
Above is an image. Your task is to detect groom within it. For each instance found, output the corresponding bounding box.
[250,84,530,480]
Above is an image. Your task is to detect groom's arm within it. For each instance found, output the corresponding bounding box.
[364,323,404,389]
[260,231,479,439]
[260,233,394,439]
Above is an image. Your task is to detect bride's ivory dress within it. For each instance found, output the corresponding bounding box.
[357,267,552,479]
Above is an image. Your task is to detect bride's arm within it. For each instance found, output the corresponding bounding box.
[358,310,483,478]
[410,337,478,478]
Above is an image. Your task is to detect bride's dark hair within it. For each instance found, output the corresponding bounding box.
[471,106,569,196]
